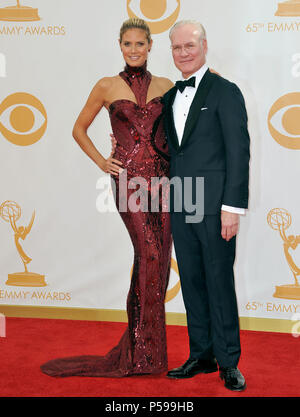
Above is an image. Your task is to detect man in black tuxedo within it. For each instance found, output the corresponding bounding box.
[163,20,250,391]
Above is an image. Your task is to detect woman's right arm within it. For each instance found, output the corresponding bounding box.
[72,78,123,175]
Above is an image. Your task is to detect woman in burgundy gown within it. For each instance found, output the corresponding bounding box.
[40,18,174,377]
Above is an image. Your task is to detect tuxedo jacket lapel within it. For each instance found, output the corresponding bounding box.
[180,69,215,149]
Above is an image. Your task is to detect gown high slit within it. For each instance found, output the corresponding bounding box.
[40,63,172,377]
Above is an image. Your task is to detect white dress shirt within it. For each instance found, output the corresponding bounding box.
[172,64,245,215]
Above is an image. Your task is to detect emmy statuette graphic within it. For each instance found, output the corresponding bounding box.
[275,0,300,16]
[0,0,40,22]
[0,200,46,286]
[267,208,300,299]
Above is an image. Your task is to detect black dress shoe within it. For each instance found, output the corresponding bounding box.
[167,358,218,379]
[219,367,246,391]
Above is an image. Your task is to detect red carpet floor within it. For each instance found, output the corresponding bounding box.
[0,317,299,397]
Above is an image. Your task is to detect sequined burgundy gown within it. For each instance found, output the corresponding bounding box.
[40,64,172,377]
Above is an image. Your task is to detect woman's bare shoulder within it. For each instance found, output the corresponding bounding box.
[152,75,174,94]
[88,75,121,105]
[94,75,120,91]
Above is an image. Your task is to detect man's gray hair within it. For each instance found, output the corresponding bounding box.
[169,20,207,41]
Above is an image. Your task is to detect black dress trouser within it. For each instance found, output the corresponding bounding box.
[171,211,241,368]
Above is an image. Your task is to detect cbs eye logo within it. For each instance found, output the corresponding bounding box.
[268,92,300,150]
[0,92,47,146]
[127,0,180,34]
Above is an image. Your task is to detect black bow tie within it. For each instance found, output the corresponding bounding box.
[175,76,196,93]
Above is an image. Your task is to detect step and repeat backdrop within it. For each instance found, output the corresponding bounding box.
[0,0,299,333]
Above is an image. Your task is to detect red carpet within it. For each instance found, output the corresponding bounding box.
[0,317,299,397]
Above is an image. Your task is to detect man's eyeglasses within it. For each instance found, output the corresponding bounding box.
[171,41,203,55]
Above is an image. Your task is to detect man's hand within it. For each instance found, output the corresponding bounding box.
[221,211,239,241]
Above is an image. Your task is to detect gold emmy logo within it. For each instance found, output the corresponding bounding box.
[275,0,300,16]
[267,208,300,300]
[0,92,47,146]
[268,92,300,150]
[0,0,40,22]
[130,257,181,302]
[165,258,181,302]
[0,200,46,287]
[127,0,180,34]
